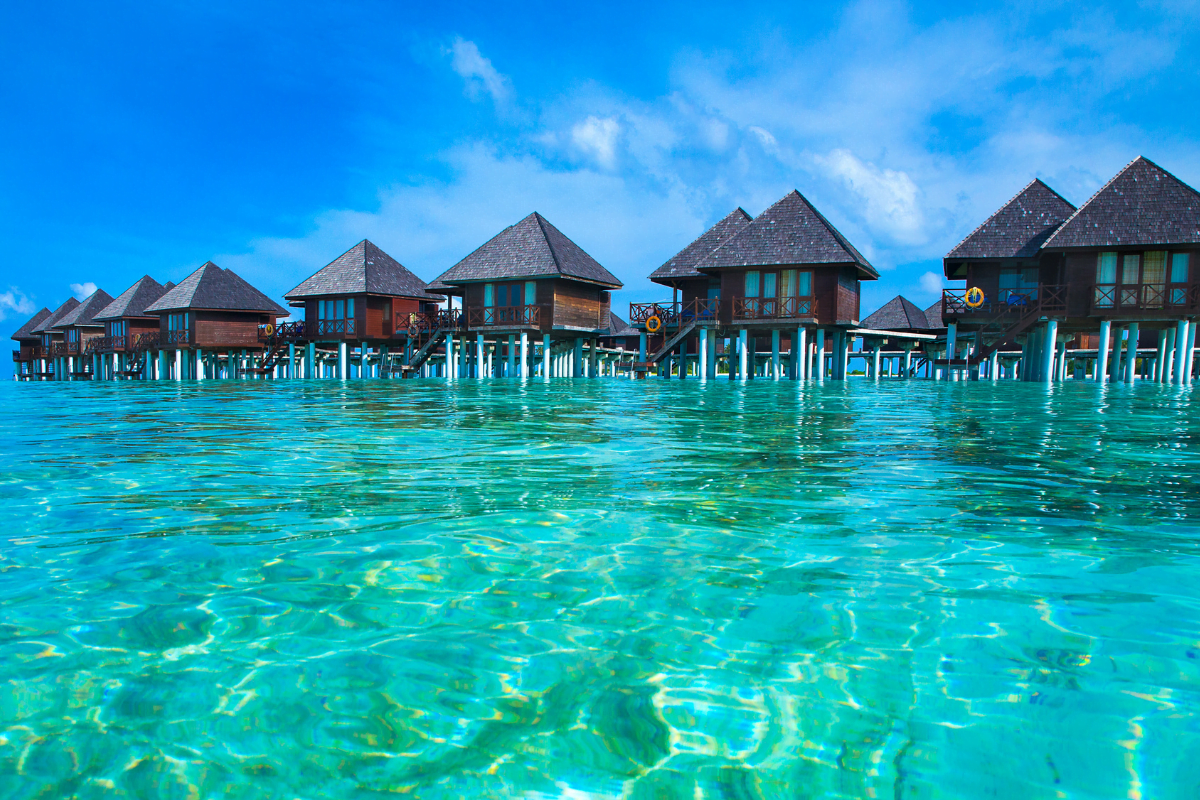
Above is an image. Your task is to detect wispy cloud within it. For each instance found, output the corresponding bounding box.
[70,281,97,300]
[571,116,621,169]
[446,37,511,105]
[0,287,36,322]
[815,149,923,245]
[918,270,944,298]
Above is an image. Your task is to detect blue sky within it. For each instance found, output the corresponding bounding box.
[3,0,1199,374]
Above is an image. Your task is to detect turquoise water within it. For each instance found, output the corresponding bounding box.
[2,379,1200,798]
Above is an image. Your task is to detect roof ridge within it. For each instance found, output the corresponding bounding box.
[1042,157,1142,248]
[533,212,565,275]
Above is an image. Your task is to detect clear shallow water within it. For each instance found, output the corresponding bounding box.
[2,378,1200,799]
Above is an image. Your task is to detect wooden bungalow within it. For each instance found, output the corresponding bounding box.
[10,308,51,381]
[91,276,173,379]
[632,190,879,380]
[49,288,114,379]
[856,295,942,378]
[428,212,623,378]
[944,158,1200,382]
[144,262,289,380]
[30,298,79,380]
[283,239,443,379]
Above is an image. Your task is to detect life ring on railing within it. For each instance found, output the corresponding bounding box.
[264,323,275,337]
[964,287,985,309]
[646,315,663,333]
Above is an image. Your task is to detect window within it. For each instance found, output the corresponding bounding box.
[484,283,494,307]
[744,271,760,298]
[1096,252,1117,284]
[1121,254,1141,284]
[524,281,536,305]
[1142,251,1167,307]
[740,269,813,317]
[1171,253,1190,283]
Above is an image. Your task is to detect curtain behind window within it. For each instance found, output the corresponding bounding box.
[1096,252,1117,283]
[1171,253,1190,283]
[1121,254,1140,284]
[524,282,536,305]
[744,271,760,298]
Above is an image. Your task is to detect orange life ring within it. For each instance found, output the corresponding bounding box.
[965,287,985,309]
[646,315,662,333]
[264,323,275,337]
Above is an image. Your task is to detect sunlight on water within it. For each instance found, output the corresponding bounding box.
[2,378,1200,798]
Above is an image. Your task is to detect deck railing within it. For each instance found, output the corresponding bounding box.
[315,318,356,336]
[131,332,160,351]
[164,329,191,346]
[732,295,816,321]
[629,298,720,327]
[466,305,544,328]
[12,345,43,362]
[259,321,306,342]
[64,340,81,355]
[396,309,463,335]
[48,342,66,357]
[87,336,125,354]
[943,285,1066,317]
[1092,282,1198,314]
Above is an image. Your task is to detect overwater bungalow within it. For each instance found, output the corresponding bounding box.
[282,239,444,379]
[9,308,51,381]
[428,212,623,378]
[856,295,943,377]
[943,158,1200,382]
[31,297,81,381]
[143,262,289,380]
[49,288,114,379]
[90,276,173,379]
[632,190,879,379]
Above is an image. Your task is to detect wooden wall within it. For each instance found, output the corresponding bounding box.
[191,311,270,349]
[551,279,608,331]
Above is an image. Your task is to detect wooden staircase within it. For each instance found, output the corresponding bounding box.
[638,318,699,369]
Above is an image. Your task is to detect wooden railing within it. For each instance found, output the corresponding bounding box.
[87,336,125,353]
[315,318,356,335]
[943,285,1066,317]
[164,329,190,345]
[396,309,462,335]
[48,342,66,357]
[64,340,81,355]
[732,295,816,321]
[1091,282,1199,314]
[259,321,306,342]
[12,345,43,361]
[131,332,160,352]
[466,305,543,328]
[629,298,720,327]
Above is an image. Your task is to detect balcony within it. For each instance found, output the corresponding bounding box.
[88,336,125,354]
[732,296,816,322]
[64,341,81,355]
[943,285,1066,318]
[630,298,719,328]
[164,329,191,346]
[48,342,66,357]
[466,305,543,329]
[12,346,42,362]
[1090,283,1198,315]
[131,332,160,351]
[258,321,306,342]
[314,319,355,336]
[396,309,463,335]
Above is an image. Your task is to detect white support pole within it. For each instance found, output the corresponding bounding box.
[174,349,183,381]
[903,345,913,379]
[1096,321,1111,383]
[361,344,369,379]
[1124,322,1139,384]
[506,334,515,377]
[815,329,825,381]
[1040,321,1057,382]
[796,327,807,380]
[738,329,748,379]
[195,349,204,381]
[698,327,708,380]
[338,341,348,380]
[476,333,485,379]
[872,346,881,380]
[1155,329,1168,383]
[771,330,781,379]
[1185,320,1197,385]
[542,334,551,379]
[1173,319,1188,384]
[989,349,998,381]
[1110,326,1124,383]
[520,331,529,378]
[287,342,295,379]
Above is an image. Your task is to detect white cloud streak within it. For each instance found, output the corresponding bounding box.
[0,287,36,322]
[447,37,511,104]
[70,282,97,300]
[571,116,621,169]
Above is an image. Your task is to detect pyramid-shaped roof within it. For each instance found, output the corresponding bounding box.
[605,311,638,337]
[433,213,622,289]
[145,262,288,316]
[861,296,932,330]
[695,191,878,278]
[1043,156,1200,249]
[94,276,171,321]
[923,299,946,331]
[32,297,80,333]
[285,240,444,301]
[10,308,51,341]
[54,289,114,328]
[650,208,752,282]
[946,179,1075,261]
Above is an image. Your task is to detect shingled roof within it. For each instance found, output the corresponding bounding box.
[650,208,752,282]
[861,296,933,330]
[54,289,114,328]
[695,190,878,278]
[923,300,946,330]
[605,311,638,337]
[1042,156,1200,249]
[10,308,51,341]
[94,276,171,321]
[946,179,1076,261]
[145,262,288,316]
[32,298,80,334]
[433,212,622,289]
[285,240,444,302]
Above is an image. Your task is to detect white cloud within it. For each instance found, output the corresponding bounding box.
[815,149,924,244]
[446,37,511,104]
[747,126,777,149]
[918,270,944,298]
[571,116,621,169]
[0,287,36,322]
[70,282,97,300]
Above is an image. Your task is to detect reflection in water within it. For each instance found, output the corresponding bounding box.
[2,380,1200,797]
